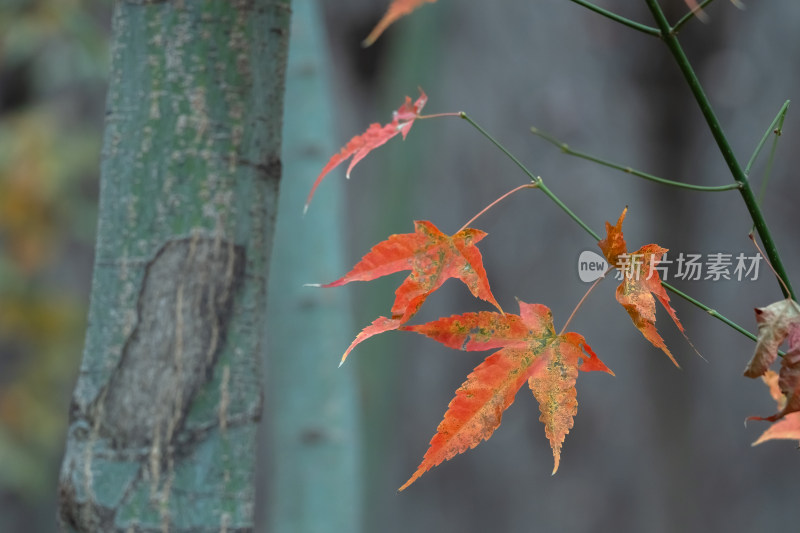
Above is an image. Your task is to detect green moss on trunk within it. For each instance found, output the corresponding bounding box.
[58,1,291,531]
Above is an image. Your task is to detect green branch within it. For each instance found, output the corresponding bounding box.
[645,0,795,301]
[531,126,741,192]
[566,0,660,36]
[534,178,602,241]
[457,112,758,347]
[459,112,539,182]
[459,113,601,239]
[661,281,757,343]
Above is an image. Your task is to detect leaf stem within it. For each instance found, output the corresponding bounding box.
[531,126,741,192]
[416,112,462,120]
[567,0,661,36]
[559,267,612,336]
[745,100,789,178]
[645,0,795,301]
[458,183,537,233]
[748,101,789,217]
[756,123,783,209]
[752,103,788,230]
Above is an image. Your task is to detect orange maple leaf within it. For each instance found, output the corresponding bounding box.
[397,301,613,489]
[598,208,685,367]
[314,220,501,364]
[750,370,800,445]
[363,0,438,47]
[305,89,427,213]
[744,299,800,421]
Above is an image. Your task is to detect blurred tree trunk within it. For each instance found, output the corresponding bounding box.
[261,0,363,531]
[57,1,291,531]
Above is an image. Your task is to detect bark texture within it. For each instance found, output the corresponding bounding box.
[58,1,291,531]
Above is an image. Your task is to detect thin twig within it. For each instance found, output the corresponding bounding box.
[460,112,539,182]
[416,112,462,120]
[531,126,741,192]
[534,178,601,241]
[560,267,612,335]
[672,0,718,33]
[745,100,790,178]
[748,233,792,300]
[661,281,759,344]
[567,0,660,36]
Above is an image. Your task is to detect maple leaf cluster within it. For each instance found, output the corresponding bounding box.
[305,0,800,494]
[306,92,698,489]
[319,216,615,488]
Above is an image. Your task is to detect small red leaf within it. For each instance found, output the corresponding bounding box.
[305,89,427,213]
[750,371,800,445]
[597,208,627,268]
[752,414,800,446]
[599,208,686,367]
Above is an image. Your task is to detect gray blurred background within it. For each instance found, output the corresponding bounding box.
[1,0,799,531]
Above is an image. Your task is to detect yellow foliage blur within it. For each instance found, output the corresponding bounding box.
[0,0,109,528]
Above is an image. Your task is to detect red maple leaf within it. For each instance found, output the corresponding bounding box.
[744,299,800,421]
[598,208,685,367]
[397,301,613,490]
[750,370,800,445]
[752,413,800,446]
[363,0,438,47]
[304,89,427,213]
[313,220,501,364]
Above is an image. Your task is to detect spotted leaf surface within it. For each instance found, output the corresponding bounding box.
[745,299,800,422]
[599,208,686,367]
[398,301,613,489]
[315,220,501,364]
